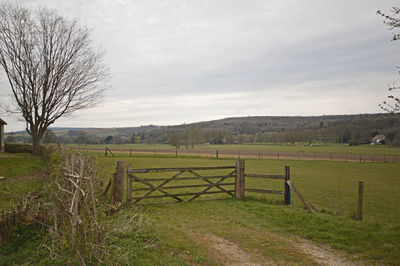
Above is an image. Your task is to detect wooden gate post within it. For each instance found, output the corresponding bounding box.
[235,159,245,198]
[284,166,291,205]
[356,181,364,220]
[114,160,126,204]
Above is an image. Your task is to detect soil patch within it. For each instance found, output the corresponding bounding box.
[200,233,264,266]
[195,231,358,265]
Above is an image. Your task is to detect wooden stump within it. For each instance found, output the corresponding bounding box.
[235,159,245,198]
[114,160,126,204]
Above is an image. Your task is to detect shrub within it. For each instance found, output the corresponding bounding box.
[4,143,47,154]
[5,143,33,153]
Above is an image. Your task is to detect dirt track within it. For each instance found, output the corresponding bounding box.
[71,146,400,163]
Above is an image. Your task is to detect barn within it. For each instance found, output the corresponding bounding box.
[0,118,6,152]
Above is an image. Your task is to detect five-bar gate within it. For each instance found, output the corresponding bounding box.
[126,166,236,204]
[109,160,291,205]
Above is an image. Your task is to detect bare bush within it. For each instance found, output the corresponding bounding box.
[49,149,105,264]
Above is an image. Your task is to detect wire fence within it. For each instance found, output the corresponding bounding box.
[291,179,399,225]
[244,173,399,225]
[91,147,400,163]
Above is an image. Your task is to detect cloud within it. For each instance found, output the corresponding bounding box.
[1,0,399,131]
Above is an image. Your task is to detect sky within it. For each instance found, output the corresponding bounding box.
[1,0,399,132]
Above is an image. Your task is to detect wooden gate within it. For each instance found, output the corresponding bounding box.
[126,166,236,204]
[107,160,291,205]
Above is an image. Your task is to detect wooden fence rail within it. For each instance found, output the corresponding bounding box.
[244,165,290,205]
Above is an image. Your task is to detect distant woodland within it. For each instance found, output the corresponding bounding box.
[5,113,400,147]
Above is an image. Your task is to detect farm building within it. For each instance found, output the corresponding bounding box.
[371,134,385,145]
[0,118,6,152]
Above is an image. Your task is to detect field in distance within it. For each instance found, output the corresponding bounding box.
[68,142,400,156]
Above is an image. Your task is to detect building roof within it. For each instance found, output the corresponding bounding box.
[0,118,7,125]
[371,134,385,143]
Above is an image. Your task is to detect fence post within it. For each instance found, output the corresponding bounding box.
[235,159,245,198]
[216,150,219,159]
[176,147,178,157]
[356,181,364,220]
[284,166,291,205]
[130,148,132,157]
[105,147,107,157]
[114,160,126,204]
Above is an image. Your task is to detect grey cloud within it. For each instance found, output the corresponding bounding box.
[2,0,399,131]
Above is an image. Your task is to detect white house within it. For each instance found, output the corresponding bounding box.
[371,134,385,145]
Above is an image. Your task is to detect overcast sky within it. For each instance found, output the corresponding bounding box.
[1,0,399,132]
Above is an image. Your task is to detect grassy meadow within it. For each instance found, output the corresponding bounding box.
[1,149,399,264]
[92,151,400,264]
[93,153,400,225]
[0,153,47,210]
[69,142,400,156]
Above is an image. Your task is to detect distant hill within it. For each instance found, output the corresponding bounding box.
[5,113,400,146]
[6,113,398,136]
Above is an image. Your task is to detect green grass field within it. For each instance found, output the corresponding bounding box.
[1,151,399,264]
[0,154,46,210]
[68,142,400,156]
[197,143,400,156]
[94,154,400,225]
[90,152,400,264]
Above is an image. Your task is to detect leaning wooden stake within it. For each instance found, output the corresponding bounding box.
[107,147,116,157]
[102,178,112,196]
[286,181,315,212]
[356,181,364,220]
[111,173,116,202]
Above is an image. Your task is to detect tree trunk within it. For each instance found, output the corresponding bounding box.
[32,133,42,156]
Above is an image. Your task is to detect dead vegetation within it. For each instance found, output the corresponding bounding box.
[48,149,106,264]
[1,148,106,264]
[0,147,156,264]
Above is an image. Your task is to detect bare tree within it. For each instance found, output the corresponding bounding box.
[378,7,400,113]
[0,4,109,154]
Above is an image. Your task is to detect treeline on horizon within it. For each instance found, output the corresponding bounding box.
[5,113,400,147]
